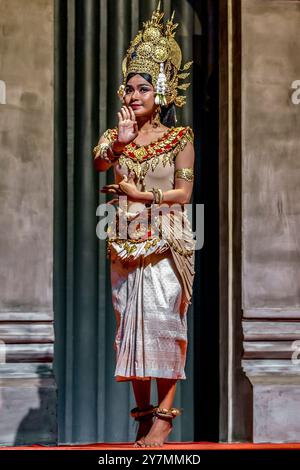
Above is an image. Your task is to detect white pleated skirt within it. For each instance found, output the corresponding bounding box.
[110,249,188,382]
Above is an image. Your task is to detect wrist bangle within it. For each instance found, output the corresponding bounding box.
[150,188,164,204]
[149,189,155,204]
[157,188,164,204]
[111,141,125,156]
[93,142,119,162]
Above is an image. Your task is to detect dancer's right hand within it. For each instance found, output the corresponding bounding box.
[117,105,138,145]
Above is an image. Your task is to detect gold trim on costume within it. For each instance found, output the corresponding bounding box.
[103,126,194,181]
[103,128,117,143]
[93,142,110,159]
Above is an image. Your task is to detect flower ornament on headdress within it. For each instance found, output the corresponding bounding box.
[117,0,193,108]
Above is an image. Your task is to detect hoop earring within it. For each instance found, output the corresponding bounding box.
[152,106,161,128]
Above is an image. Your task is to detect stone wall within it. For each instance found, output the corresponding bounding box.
[241,0,300,443]
[0,0,56,445]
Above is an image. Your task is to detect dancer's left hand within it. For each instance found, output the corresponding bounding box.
[100,173,140,200]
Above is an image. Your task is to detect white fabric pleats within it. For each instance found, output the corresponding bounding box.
[110,249,189,382]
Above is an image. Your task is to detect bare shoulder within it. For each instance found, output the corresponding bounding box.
[174,126,195,167]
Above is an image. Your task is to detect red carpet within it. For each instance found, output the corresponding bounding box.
[1,442,300,450]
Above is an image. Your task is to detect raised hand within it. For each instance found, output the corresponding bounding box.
[117,105,139,146]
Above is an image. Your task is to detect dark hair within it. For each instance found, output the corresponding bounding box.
[125,72,177,128]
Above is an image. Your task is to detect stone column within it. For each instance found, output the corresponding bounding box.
[241,0,300,443]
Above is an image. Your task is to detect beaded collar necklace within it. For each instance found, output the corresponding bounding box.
[104,127,191,163]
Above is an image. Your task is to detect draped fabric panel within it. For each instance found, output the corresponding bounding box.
[54,0,202,444]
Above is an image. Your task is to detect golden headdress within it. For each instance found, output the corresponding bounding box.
[118,1,193,108]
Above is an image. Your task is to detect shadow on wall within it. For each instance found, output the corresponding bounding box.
[14,365,57,446]
[0,364,57,447]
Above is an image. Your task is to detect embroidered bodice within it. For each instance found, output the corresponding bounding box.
[103,126,194,193]
[102,126,196,306]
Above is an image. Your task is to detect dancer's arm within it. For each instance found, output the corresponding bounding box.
[93,134,126,172]
[99,137,195,205]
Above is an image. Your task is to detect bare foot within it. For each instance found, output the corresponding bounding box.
[133,419,153,447]
[137,417,173,447]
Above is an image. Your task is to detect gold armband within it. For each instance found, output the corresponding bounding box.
[175,168,194,182]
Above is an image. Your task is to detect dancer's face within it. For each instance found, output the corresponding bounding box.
[124,74,156,118]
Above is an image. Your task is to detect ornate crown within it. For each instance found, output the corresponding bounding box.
[118,0,192,108]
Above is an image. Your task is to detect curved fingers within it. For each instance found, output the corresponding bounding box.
[120,107,127,120]
[128,106,136,122]
[123,106,130,120]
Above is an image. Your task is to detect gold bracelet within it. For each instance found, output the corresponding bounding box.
[150,188,164,204]
[149,188,156,204]
[93,142,119,162]
[157,188,164,204]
